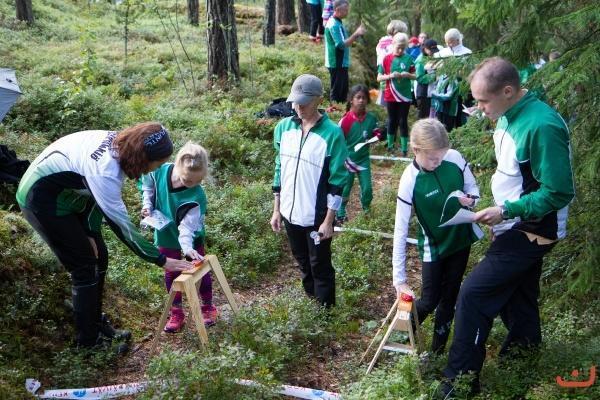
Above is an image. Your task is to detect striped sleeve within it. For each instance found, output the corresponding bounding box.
[85,174,165,266]
[392,165,417,287]
[505,120,574,219]
[272,120,284,193]
[326,125,349,209]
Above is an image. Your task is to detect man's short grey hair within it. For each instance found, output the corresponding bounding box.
[387,20,408,35]
[445,28,463,44]
[468,57,521,93]
[334,0,349,9]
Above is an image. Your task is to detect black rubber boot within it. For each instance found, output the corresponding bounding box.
[95,264,131,342]
[99,313,132,342]
[95,332,130,355]
[72,282,100,348]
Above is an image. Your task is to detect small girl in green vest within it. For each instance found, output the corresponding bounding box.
[141,142,216,332]
[392,118,481,354]
[336,84,383,224]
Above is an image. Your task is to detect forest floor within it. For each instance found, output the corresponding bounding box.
[107,156,422,395]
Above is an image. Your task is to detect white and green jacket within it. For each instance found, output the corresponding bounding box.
[492,91,574,239]
[273,114,348,227]
[392,149,480,287]
[16,130,166,266]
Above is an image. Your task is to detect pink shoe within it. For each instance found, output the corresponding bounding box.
[201,305,218,327]
[164,306,185,333]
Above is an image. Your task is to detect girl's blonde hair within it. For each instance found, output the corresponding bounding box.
[174,141,209,179]
[410,118,450,151]
[392,32,409,48]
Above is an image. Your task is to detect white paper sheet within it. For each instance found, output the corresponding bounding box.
[439,208,476,227]
[438,194,485,239]
[140,209,170,230]
[354,136,379,152]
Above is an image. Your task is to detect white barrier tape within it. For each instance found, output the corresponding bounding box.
[334,226,417,244]
[26,378,148,399]
[26,378,341,400]
[238,379,341,399]
[370,155,412,162]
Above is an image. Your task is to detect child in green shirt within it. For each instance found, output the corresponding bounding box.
[336,84,383,223]
[141,142,216,332]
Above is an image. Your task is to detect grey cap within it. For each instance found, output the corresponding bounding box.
[286,74,323,105]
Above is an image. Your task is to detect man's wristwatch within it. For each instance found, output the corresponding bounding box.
[499,205,510,220]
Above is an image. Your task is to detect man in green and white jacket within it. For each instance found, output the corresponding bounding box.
[441,57,575,396]
[324,0,365,104]
[270,74,348,307]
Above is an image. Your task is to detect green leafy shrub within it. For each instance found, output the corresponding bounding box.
[4,77,123,141]
[193,119,274,180]
[206,182,284,286]
[343,355,434,399]
[102,227,165,306]
[46,348,117,389]
[450,117,496,170]
[332,185,396,309]
[226,290,333,377]
[143,345,278,399]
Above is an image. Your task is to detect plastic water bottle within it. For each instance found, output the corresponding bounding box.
[310,231,321,245]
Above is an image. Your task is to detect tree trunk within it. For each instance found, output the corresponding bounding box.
[263,0,276,46]
[187,0,199,26]
[413,9,421,36]
[276,0,295,26]
[15,0,34,24]
[296,0,310,33]
[206,0,240,84]
[124,3,129,65]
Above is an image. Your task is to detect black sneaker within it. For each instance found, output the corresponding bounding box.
[99,313,132,342]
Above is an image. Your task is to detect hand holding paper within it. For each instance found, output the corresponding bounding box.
[140,209,170,230]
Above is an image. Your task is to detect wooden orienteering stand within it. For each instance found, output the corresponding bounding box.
[150,255,239,355]
[365,299,423,374]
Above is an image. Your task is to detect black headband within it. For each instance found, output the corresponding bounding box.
[144,126,173,161]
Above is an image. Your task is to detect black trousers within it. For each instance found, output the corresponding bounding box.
[386,101,411,139]
[415,246,470,354]
[416,96,431,119]
[308,3,324,37]
[444,230,555,379]
[22,207,108,346]
[436,111,457,133]
[283,219,335,307]
[328,66,349,104]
